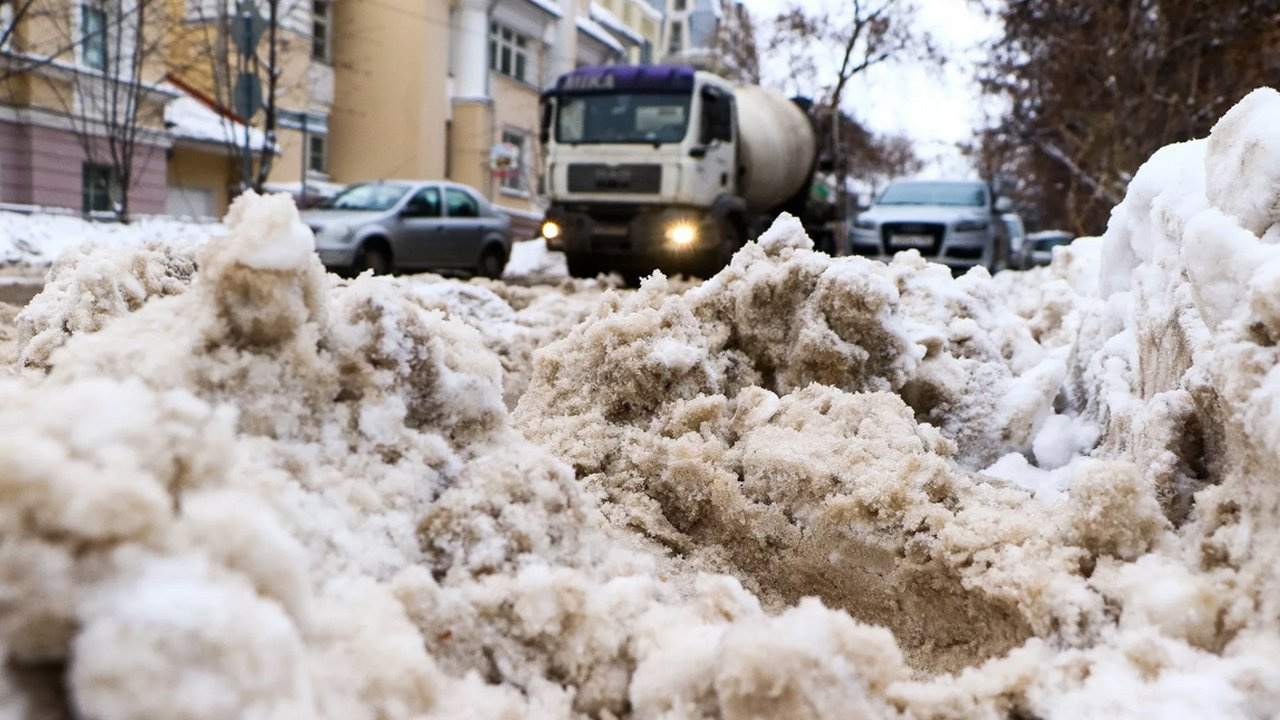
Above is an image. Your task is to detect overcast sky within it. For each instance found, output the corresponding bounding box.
[742,0,1000,178]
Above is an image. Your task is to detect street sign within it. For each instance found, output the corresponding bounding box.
[230,3,268,56]
[233,72,263,119]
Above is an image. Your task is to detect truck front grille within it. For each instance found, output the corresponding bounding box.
[882,222,946,255]
[567,164,662,194]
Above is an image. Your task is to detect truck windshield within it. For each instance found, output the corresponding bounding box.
[556,93,692,144]
[878,182,987,207]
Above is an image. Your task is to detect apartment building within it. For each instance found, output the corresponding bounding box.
[660,0,756,82]
[0,0,175,214]
[331,0,660,239]
[1,0,662,226]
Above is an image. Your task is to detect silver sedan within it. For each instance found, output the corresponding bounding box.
[303,180,512,278]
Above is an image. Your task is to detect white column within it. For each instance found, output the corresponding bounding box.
[549,0,577,78]
[454,0,490,99]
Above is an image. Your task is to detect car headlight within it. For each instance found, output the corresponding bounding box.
[852,217,876,230]
[541,220,561,240]
[665,221,697,248]
[312,224,354,243]
[954,219,989,232]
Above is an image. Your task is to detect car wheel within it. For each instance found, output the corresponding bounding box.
[355,243,392,276]
[476,246,506,279]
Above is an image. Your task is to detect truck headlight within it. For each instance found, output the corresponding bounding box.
[665,222,697,247]
[954,219,989,232]
[541,220,561,240]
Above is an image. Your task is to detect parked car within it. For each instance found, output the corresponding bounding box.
[1003,213,1027,266]
[303,180,512,278]
[847,180,1013,273]
[1020,230,1075,268]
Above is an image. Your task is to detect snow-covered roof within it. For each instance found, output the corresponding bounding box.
[163,85,271,152]
[519,0,563,18]
[590,2,645,45]
[576,16,626,55]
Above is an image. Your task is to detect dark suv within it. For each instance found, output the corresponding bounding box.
[847,180,1012,273]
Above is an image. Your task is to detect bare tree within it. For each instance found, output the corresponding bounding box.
[977,0,1280,234]
[761,0,938,227]
[0,0,38,51]
[7,0,172,220]
[174,0,315,192]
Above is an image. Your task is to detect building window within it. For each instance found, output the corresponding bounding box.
[81,4,107,70]
[308,134,328,175]
[667,20,683,55]
[499,129,526,193]
[82,162,114,213]
[312,0,332,63]
[673,0,686,11]
[488,23,528,83]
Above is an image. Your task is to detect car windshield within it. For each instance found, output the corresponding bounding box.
[878,182,987,207]
[326,182,412,211]
[556,92,692,144]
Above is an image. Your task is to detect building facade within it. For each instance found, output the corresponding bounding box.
[659,0,756,82]
[1,0,662,228]
[1,0,175,215]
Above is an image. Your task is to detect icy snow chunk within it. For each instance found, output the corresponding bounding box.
[755,212,813,253]
[1032,412,1100,470]
[215,190,315,271]
[502,238,568,280]
[1204,87,1280,237]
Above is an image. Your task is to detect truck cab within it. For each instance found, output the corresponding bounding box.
[537,65,745,279]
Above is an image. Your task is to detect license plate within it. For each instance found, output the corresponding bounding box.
[594,225,628,237]
[892,233,932,247]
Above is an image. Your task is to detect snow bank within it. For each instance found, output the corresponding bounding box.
[0,211,212,266]
[3,89,1280,717]
[502,238,568,282]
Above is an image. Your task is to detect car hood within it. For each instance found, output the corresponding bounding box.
[300,209,387,227]
[858,205,988,224]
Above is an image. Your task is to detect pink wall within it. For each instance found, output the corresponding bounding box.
[0,119,167,215]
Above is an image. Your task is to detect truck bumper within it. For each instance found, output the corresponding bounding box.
[543,205,720,276]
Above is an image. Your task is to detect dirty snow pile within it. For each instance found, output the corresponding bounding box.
[2,88,1280,718]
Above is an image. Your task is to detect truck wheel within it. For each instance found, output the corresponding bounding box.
[698,223,741,279]
[566,253,597,279]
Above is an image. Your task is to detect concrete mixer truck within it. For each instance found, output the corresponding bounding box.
[536,65,836,279]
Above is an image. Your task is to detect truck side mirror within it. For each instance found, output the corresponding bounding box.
[995,196,1013,213]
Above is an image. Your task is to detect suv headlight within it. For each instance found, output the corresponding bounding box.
[852,217,877,231]
[954,219,989,232]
